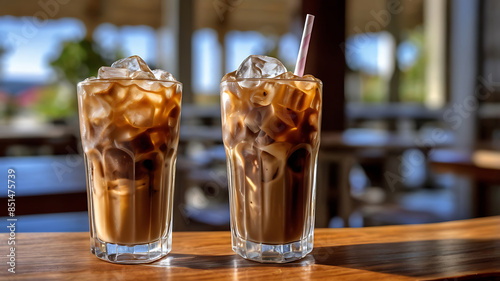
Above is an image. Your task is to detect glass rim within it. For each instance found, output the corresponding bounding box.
[221,77,322,85]
[78,78,182,86]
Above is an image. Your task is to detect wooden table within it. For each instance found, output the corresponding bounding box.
[430,149,500,183]
[1,216,499,280]
[317,130,454,227]
[430,149,500,217]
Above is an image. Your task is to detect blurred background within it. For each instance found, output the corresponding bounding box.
[1,0,499,232]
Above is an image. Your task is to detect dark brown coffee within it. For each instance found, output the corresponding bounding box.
[221,74,322,244]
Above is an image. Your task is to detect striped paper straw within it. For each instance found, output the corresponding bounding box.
[294,14,315,77]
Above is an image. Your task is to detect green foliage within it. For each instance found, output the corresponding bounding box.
[357,27,427,104]
[34,84,76,120]
[50,38,119,86]
[399,27,426,103]
[362,75,387,102]
[41,38,121,119]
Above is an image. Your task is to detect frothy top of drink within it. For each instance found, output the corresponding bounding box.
[85,55,177,82]
[221,55,320,83]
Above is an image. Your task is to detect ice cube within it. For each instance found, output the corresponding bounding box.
[80,81,113,95]
[221,71,237,82]
[260,110,294,140]
[301,74,321,82]
[152,69,176,81]
[294,77,319,94]
[149,130,168,148]
[222,79,244,99]
[260,151,281,182]
[278,87,314,112]
[238,79,261,89]
[244,107,267,133]
[104,148,134,181]
[255,131,275,146]
[235,55,287,79]
[105,55,156,80]
[249,83,281,106]
[224,116,246,146]
[144,91,164,106]
[273,104,298,128]
[123,97,156,128]
[135,80,161,92]
[85,149,105,194]
[87,96,112,127]
[235,143,260,189]
[308,111,319,131]
[130,70,155,80]
[112,55,152,73]
[98,67,130,79]
[307,111,320,144]
[99,82,129,107]
[274,71,298,80]
[93,123,115,152]
[164,102,181,124]
[115,127,147,143]
[259,142,292,182]
[309,130,319,144]
[118,84,158,128]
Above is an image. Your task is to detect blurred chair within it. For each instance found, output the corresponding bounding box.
[173,104,230,231]
[318,127,456,228]
[0,155,88,232]
[0,122,79,157]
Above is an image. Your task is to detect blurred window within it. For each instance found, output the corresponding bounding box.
[225,30,269,72]
[191,0,301,101]
[0,18,159,86]
[192,28,222,95]
[190,29,301,99]
[0,17,85,84]
[93,23,157,67]
[191,29,300,100]
[345,0,446,107]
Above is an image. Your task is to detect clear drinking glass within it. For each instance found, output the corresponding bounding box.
[77,77,182,263]
[220,77,322,263]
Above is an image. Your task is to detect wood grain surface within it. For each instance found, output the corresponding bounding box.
[1,216,499,280]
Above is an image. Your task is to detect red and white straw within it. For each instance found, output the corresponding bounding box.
[294,14,315,77]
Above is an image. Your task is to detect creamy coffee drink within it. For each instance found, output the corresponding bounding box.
[221,55,322,262]
[78,56,181,263]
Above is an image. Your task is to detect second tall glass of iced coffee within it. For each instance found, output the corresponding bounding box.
[78,56,182,264]
[221,55,322,263]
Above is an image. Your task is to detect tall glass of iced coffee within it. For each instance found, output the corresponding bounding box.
[77,56,182,263]
[220,55,322,263]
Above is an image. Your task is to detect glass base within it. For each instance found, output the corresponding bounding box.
[90,235,171,264]
[232,231,314,263]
